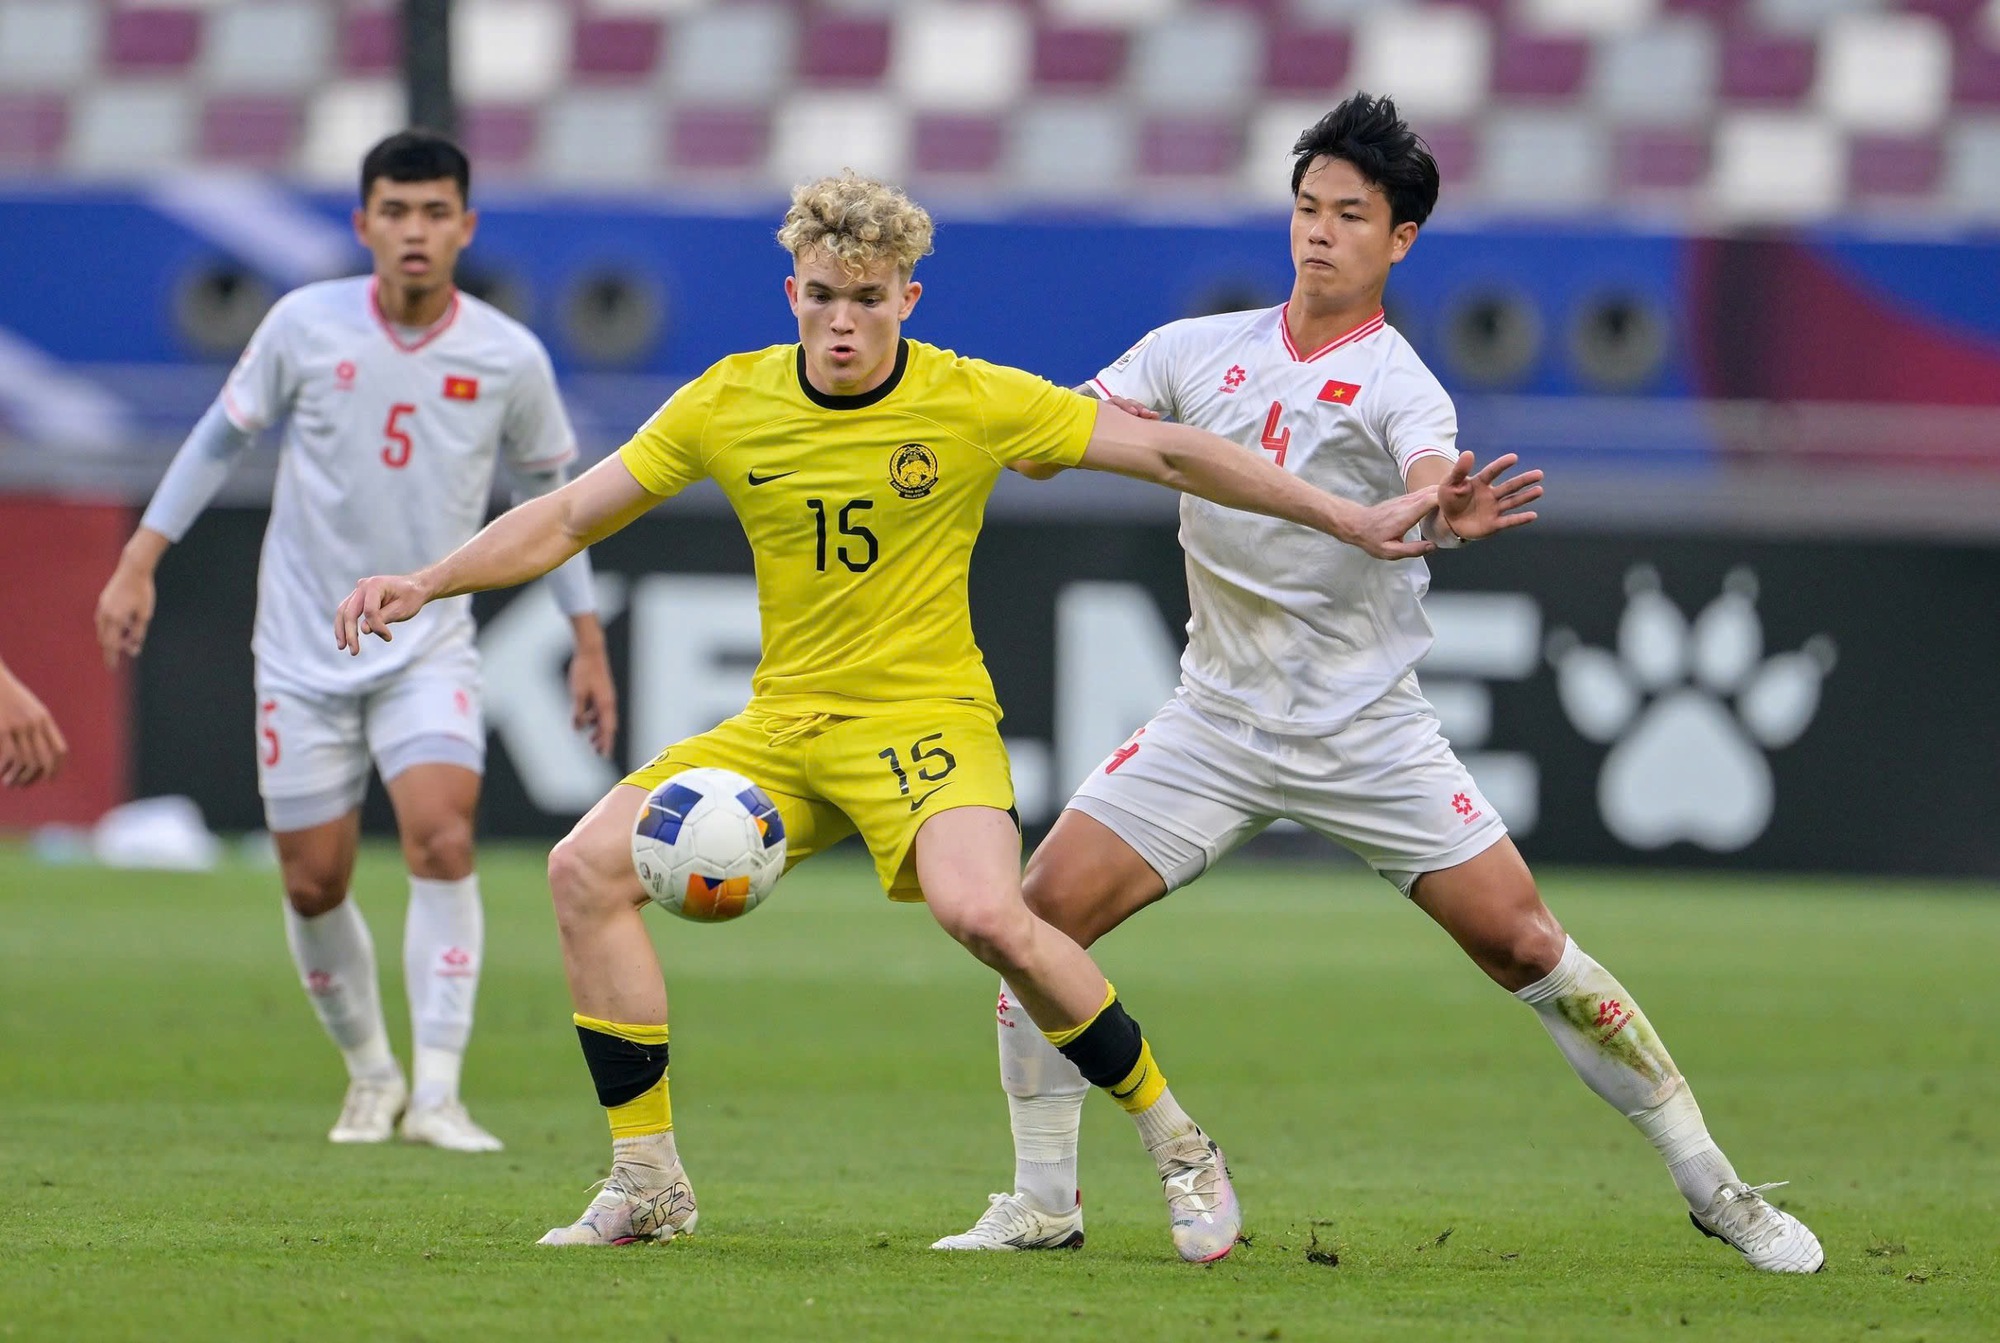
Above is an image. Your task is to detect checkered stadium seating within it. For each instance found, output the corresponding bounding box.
[2,0,1998,219]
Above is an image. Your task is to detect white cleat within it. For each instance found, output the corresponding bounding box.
[328,1073,407,1144]
[1153,1127,1242,1263]
[1690,1181,1826,1273]
[537,1140,699,1246]
[931,1192,1085,1251]
[399,1100,505,1153]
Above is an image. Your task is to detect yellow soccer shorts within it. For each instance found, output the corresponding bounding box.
[621,701,1016,901]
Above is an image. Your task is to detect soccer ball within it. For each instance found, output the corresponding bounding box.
[630,768,787,921]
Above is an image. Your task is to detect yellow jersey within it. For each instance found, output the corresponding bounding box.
[618,339,1097,720]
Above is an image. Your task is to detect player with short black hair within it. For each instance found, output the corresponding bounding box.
[360,128,471,208]
[935,92,1824,1275]
[1288,93,1439,227]
[332,171,1444,1258]
[96,130,618,1152]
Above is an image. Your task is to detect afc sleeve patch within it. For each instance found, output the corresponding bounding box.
[1110,329,1159,372]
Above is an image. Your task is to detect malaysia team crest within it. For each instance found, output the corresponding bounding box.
[888,442,939,499]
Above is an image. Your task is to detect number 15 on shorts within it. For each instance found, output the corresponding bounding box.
[879,733,957,812]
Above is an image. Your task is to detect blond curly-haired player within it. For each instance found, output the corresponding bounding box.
[334,172,1443,1258]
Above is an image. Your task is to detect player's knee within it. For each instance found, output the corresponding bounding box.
[1499,908,1567,986]
[937,895,1034,971]
[547,829,626,923]
[282,870,348,918]
[1020,861,1106,947]
[404,815,474,880]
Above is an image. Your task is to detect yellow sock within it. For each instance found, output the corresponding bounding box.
[1041,982,1172,1114]
[1043,982,1118,1049]
[1107,1039,1168,1115]
[607,1075,672,1139]
[572,1014,672,1140]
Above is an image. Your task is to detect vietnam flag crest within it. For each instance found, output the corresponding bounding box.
[1318,379,1362,405]
[443,375,479,401]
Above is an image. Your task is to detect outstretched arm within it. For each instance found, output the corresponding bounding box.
[1011,388,1159,480]
[1406,450,1543,548]
[335,453,663,654]
[1075,400,1437,561]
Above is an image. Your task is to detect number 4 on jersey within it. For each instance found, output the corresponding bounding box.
[1259,401,1291,468]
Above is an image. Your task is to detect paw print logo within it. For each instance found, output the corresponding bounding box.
[1219,365,1247,393]
[1548,566,1836,853]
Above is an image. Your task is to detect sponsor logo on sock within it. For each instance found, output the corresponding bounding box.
[996,989,1014,1027]
[305,970,336,994]
[438,946,476,978]
[1594,997,1634,1042]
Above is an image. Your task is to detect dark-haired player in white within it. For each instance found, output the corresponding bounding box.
[937,94,1823,1273]
[95,131,618,1152]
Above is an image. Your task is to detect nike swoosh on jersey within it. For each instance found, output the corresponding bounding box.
[747,469,798,486]
[909,783,953,812]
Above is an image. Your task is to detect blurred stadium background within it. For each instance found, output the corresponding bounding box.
[4,8,2000,1337]
[1,0,1997,879]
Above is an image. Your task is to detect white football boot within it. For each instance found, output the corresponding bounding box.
[328,1072,408,1144]
[931,1193,1086,1251]
[399,1100,504,1152]
[538,1137,699,1246]
[1689,1181,1826,1273]
[1153,1127,1241,1263]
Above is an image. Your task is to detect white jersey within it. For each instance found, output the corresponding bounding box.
[1091,304,1457,735]
[221,276,575,692]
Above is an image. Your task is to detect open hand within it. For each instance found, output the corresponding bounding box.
[1435,451,1542,540]
[334,574,432,654]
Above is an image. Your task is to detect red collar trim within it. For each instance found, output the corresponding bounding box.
[1278,303,1385,363]
[369,277,460,354]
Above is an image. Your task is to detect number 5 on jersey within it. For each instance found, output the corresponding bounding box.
[381,403,417,468]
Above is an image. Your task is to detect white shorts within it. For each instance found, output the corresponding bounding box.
[1066,674,1508,897]
[253,646,485,833]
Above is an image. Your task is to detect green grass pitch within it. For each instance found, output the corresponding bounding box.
[2,843,1995,1341]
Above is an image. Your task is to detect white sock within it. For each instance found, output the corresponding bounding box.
[284,897,396,1082]
[1131,1086,1197,1152]
[614,1130,680,1176]
[1516,936,1738,1207]
[997,981,1087,1215]
[404,874,483,1109]
[1632,1087,1741,1208]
